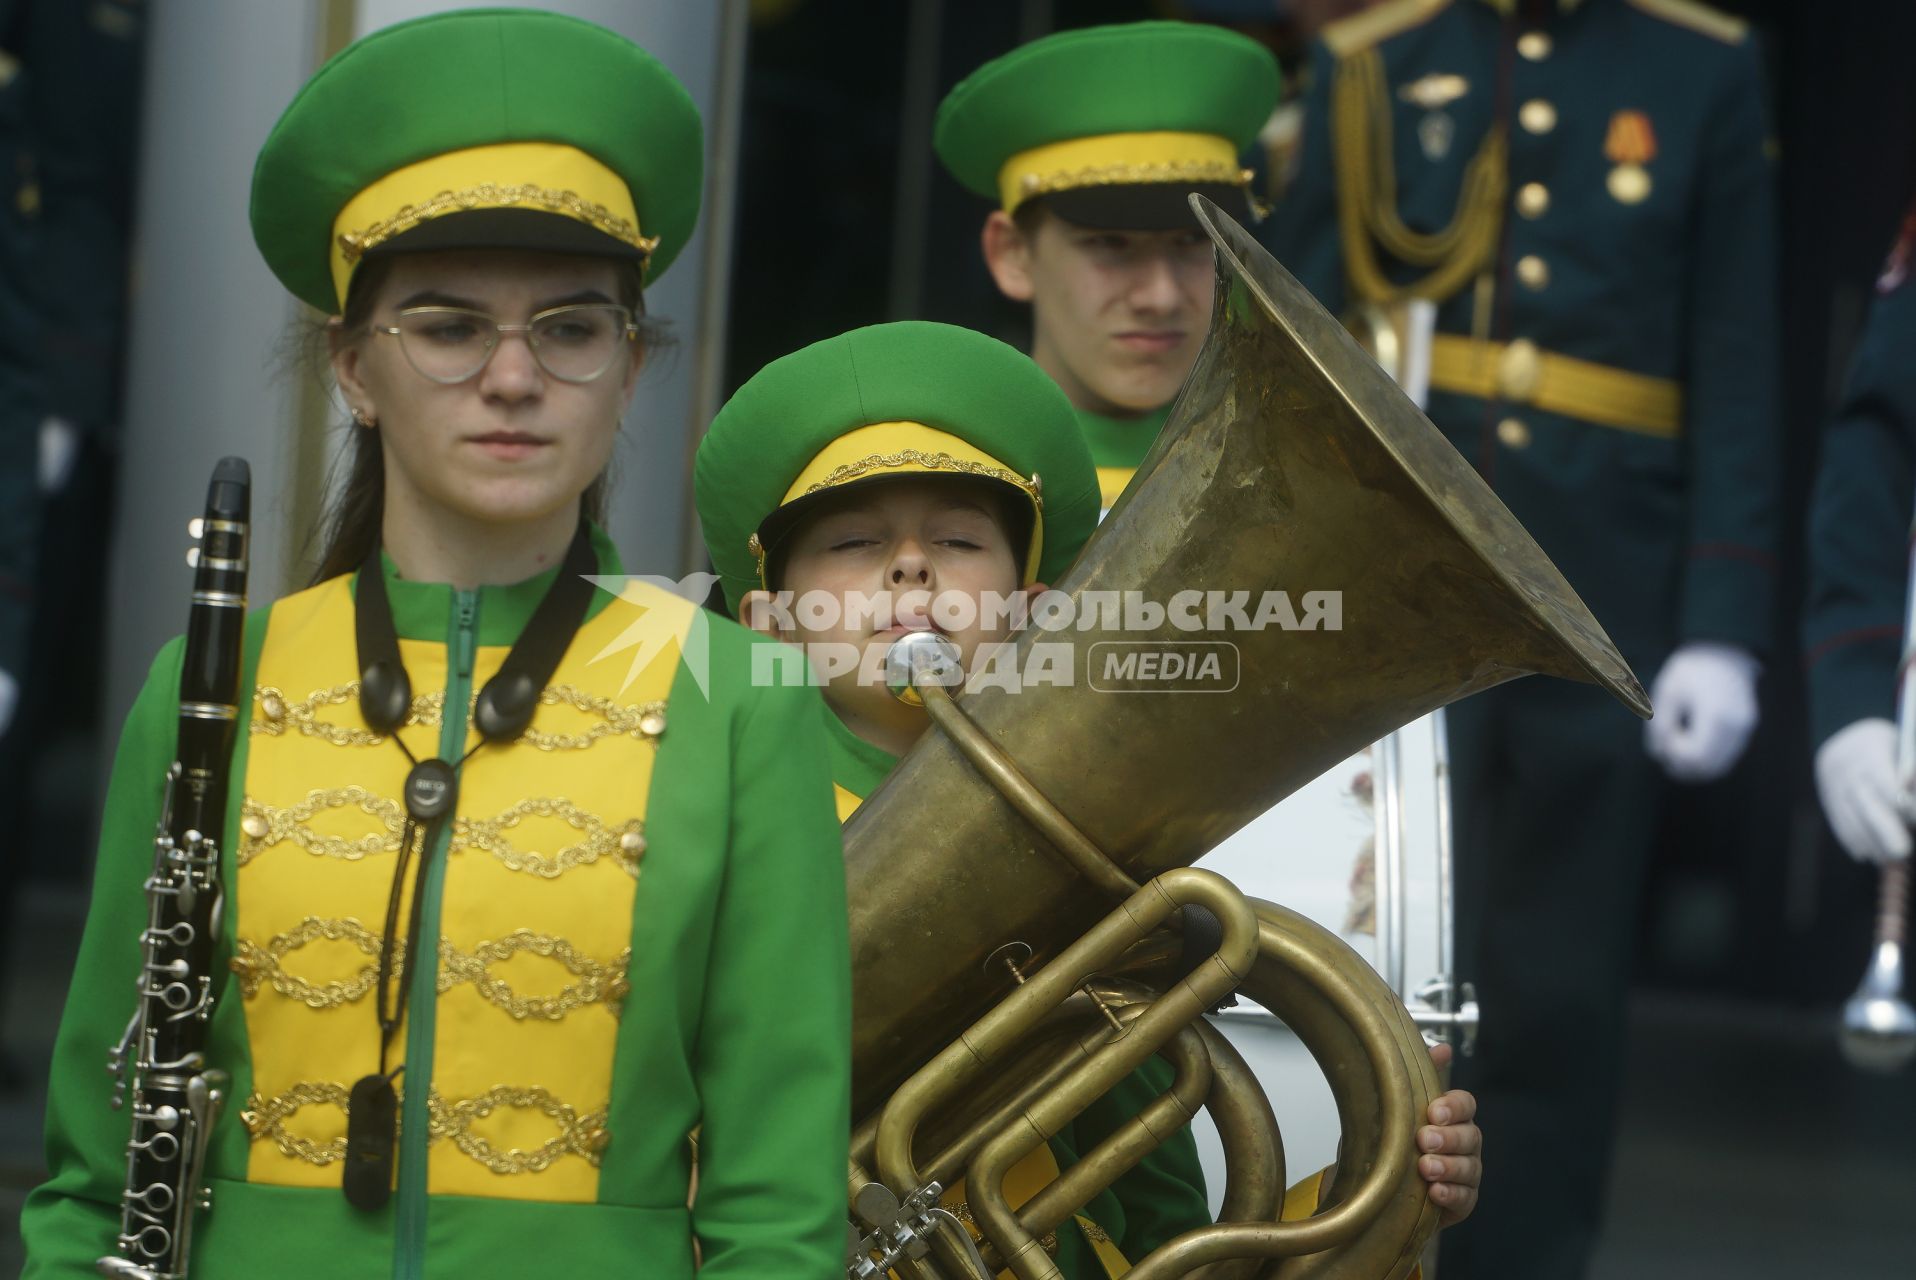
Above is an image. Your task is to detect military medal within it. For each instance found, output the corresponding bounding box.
[1604,109,1656,205]
[1400,73,1469,162]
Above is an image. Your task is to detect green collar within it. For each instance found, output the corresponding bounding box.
[356,522,625,645]
[1074,405,1171,471]
[823,701,902,803]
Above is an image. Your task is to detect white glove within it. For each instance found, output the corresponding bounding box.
[1815,718,1911,863]
[39,415,79,494]
[1643,641,1760,782]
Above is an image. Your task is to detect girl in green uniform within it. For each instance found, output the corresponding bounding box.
[23,11,849,1279]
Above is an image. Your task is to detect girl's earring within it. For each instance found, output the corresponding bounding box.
[353,407,377,428]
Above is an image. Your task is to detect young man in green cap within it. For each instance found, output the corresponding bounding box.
[695,320,1484,1277]
[932,21,1280,510]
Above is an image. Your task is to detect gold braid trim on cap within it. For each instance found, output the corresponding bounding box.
[1017,158,1253,201]
[336,183,661,265]
[799,449,1045,510]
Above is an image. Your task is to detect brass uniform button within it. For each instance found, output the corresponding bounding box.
[1516,255,1550,290]
[260,692,286,722]
[639,709,667,738]
[1517,182,1550,219]
[1497,417,1532,449]
[1518,31,1552,61]
[621,829,648,858]
[1498,340,1542,400]
[1519,99,1557,135]
[241,813,270,840]
[586,1128,611,1155]
[1608,164,1652,205]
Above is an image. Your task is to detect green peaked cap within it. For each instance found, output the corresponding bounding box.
[696,321,1100,614]
[252,7,703,312]
[934,21,1278,220]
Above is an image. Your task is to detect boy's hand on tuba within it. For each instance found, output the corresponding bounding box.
[1420,1042,1481,1227]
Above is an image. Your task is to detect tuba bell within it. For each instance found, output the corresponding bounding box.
[843,198,1649,1279]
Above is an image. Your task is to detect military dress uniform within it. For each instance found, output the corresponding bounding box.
[697,321,1198,1279]
[0,0,52,710]
[932,22,1281,510]
[1803,207,1916,866]
[1263,1,1780,1275]
[1805,210,1916,749]
[22,13,851,1279]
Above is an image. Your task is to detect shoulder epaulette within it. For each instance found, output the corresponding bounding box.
[1626,0,1748,46]
[1323,0,1451,58]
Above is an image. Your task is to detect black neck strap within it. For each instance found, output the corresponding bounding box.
[354,520,599,744]
[343,519,601,1213]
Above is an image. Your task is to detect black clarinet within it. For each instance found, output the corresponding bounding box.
[98,457,251,1280]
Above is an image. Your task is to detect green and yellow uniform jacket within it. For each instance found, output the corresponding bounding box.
[24,527,852,1280]
[826,710,1208,1280]
[1805,211,1916,746]
[1264,0,1780,673]
[1079,406,1172,514]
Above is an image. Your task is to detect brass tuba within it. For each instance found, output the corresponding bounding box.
[843,199,1649,1279]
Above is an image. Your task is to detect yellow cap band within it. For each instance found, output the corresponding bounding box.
[328,141,654,309]
[995,130,1245,213]
[765,421,1045,587]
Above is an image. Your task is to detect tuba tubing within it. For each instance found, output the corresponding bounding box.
[845,196,1645,1116]
[844,199,1647,1276]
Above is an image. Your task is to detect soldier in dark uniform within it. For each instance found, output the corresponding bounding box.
[0,0,45,757]
[1806,206,1916,864]
[0,0,143,1093]
[0,0,44,1091]
[1262,1,1782,1275]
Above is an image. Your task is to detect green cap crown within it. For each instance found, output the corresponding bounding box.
[252,8,703,312]
[696,321,1100,613]
[934,21,1278,206]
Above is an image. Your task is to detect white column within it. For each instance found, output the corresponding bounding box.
[105,0,327,726]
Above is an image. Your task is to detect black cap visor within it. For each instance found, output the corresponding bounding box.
[1036,181,1251,230]
[366,207,646,266]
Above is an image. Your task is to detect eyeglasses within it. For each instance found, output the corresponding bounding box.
[372,303,638,385]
